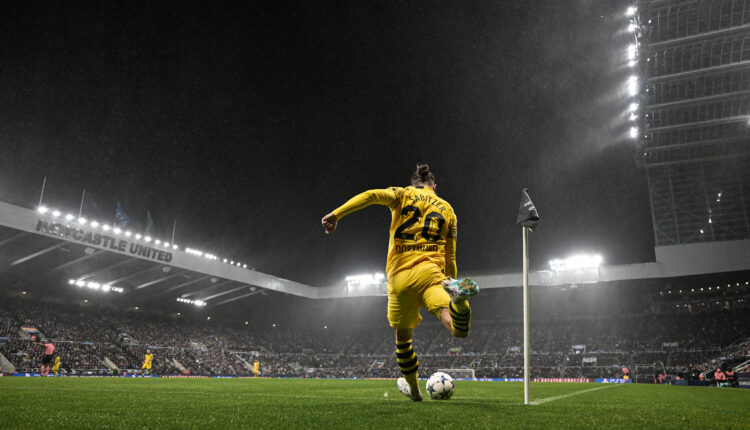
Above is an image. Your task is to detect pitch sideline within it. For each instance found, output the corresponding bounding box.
[530,383,620,405]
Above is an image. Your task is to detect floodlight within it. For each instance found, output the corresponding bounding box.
[626,44,636,60]
[243,264,247,268]
[626,6,636,16]
[163,242,169,247]
[155,239,161,245]
[75,280,86,287]
[628,60,636,67]
[223,259,228,263]
[113,228,122,234]
[87,282,100,290]
[627,23,636,32]
[65,214,74,221]
[78,217,87,225]
[629,102,638,112]
[102,225,111,231]
[52,210,61,217]
[68,279,75,284]
[194,300,205,307]
[135,234,142,239]
[144,236,152,242]
[91,221,100,228]
[627,75,638,96]
[125,231,132,237]
[101,284,111,292]
[629,113,637,121]
[629,127,638,138]
[173,244,178,249]
[38,206,49,214]
[549,254,603,271]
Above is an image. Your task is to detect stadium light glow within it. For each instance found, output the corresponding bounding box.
[549,254,603,271]
[626,44,636,60]
[627,23,636,32]
[626,6,636,16]
[125,231,132,237]
[38,206,49,214]
[90,221,99,228]
[629,127,639,138]
[144,236,152,242]
[135,234,142,239]
[102,225,111,231]
[155,239,161,245]
[78,217,87,225]
[176,297,207,307]
[68,279,75,285]
[629,113,637,121]
[52,210,61,217]
[87,282,100,290]
[113,227,122,234]
[65,214,74,221]
[627,75,638,96]
[346,273,386,288]
[629,103,638,112]
[75,280,86,287]
[173,244,179,250]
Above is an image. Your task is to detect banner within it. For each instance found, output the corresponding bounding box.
[115,202,131,227]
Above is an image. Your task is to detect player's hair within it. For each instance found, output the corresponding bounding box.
[411,164,435,186]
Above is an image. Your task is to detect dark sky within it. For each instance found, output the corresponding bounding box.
[0,1,653,287]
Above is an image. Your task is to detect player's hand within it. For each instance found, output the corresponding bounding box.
[321,212,338,235]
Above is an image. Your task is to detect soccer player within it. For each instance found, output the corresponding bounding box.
[51,355,61,377]
[253,360,260,378]
[322,164,478,401]
[141,349,153,377]
[36,339,55,377]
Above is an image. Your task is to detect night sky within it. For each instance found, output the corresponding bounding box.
[0,1,653,287]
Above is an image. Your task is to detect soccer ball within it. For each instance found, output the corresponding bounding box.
[426,372,454,400]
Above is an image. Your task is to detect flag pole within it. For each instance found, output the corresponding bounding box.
[171,220,176,245]
[522,225,531,405]
[38,176,47,208]
[516,187,539,406]
[78,189,86,219]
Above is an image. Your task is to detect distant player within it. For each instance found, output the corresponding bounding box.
[322,164,478,401]
[141,349,153,377]
[51,355,61,377]
[36,339,55,377]
[253,360,260,378]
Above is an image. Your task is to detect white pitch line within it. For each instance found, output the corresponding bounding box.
[530,384,619,405]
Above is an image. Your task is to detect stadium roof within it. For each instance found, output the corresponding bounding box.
[2,200,750,308]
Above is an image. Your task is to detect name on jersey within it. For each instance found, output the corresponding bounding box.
[35,219,173,262]
[408,194,446,213]
[395,244,438,253]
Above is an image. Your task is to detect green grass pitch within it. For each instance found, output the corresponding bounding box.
[1,378,748,429]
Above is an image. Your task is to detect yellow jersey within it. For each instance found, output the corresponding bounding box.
[332,186,457,278]
[144,353,153,365]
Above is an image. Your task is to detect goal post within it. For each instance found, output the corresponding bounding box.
[438,368,476,381]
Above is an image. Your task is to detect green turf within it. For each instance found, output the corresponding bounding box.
[1,378,748,429]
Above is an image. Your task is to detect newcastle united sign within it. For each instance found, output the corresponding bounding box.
[35,219,173,263]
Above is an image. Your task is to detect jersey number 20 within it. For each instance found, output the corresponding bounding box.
[394,205,445,242]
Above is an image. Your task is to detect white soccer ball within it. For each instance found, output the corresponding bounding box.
[426,372,454,400]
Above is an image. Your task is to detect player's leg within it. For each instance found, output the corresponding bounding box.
[395,328,421,401]
[388,268,423,401]
[424,276,478,338]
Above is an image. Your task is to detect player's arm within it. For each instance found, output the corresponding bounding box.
[444,214,457,278]
[322,188,401,234]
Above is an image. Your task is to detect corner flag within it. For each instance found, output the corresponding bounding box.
[516,188,540,229]
[115,202,131,227]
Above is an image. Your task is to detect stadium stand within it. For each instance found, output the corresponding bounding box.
[1,289,748,381]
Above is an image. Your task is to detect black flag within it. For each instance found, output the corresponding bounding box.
[517,188,540,228]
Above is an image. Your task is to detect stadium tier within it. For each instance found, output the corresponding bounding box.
[2,280,749,381]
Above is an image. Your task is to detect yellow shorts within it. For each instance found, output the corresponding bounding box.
[142,364,151,370]
[387,261,451,328]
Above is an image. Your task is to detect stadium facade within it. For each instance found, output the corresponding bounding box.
[634,0,750,246]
